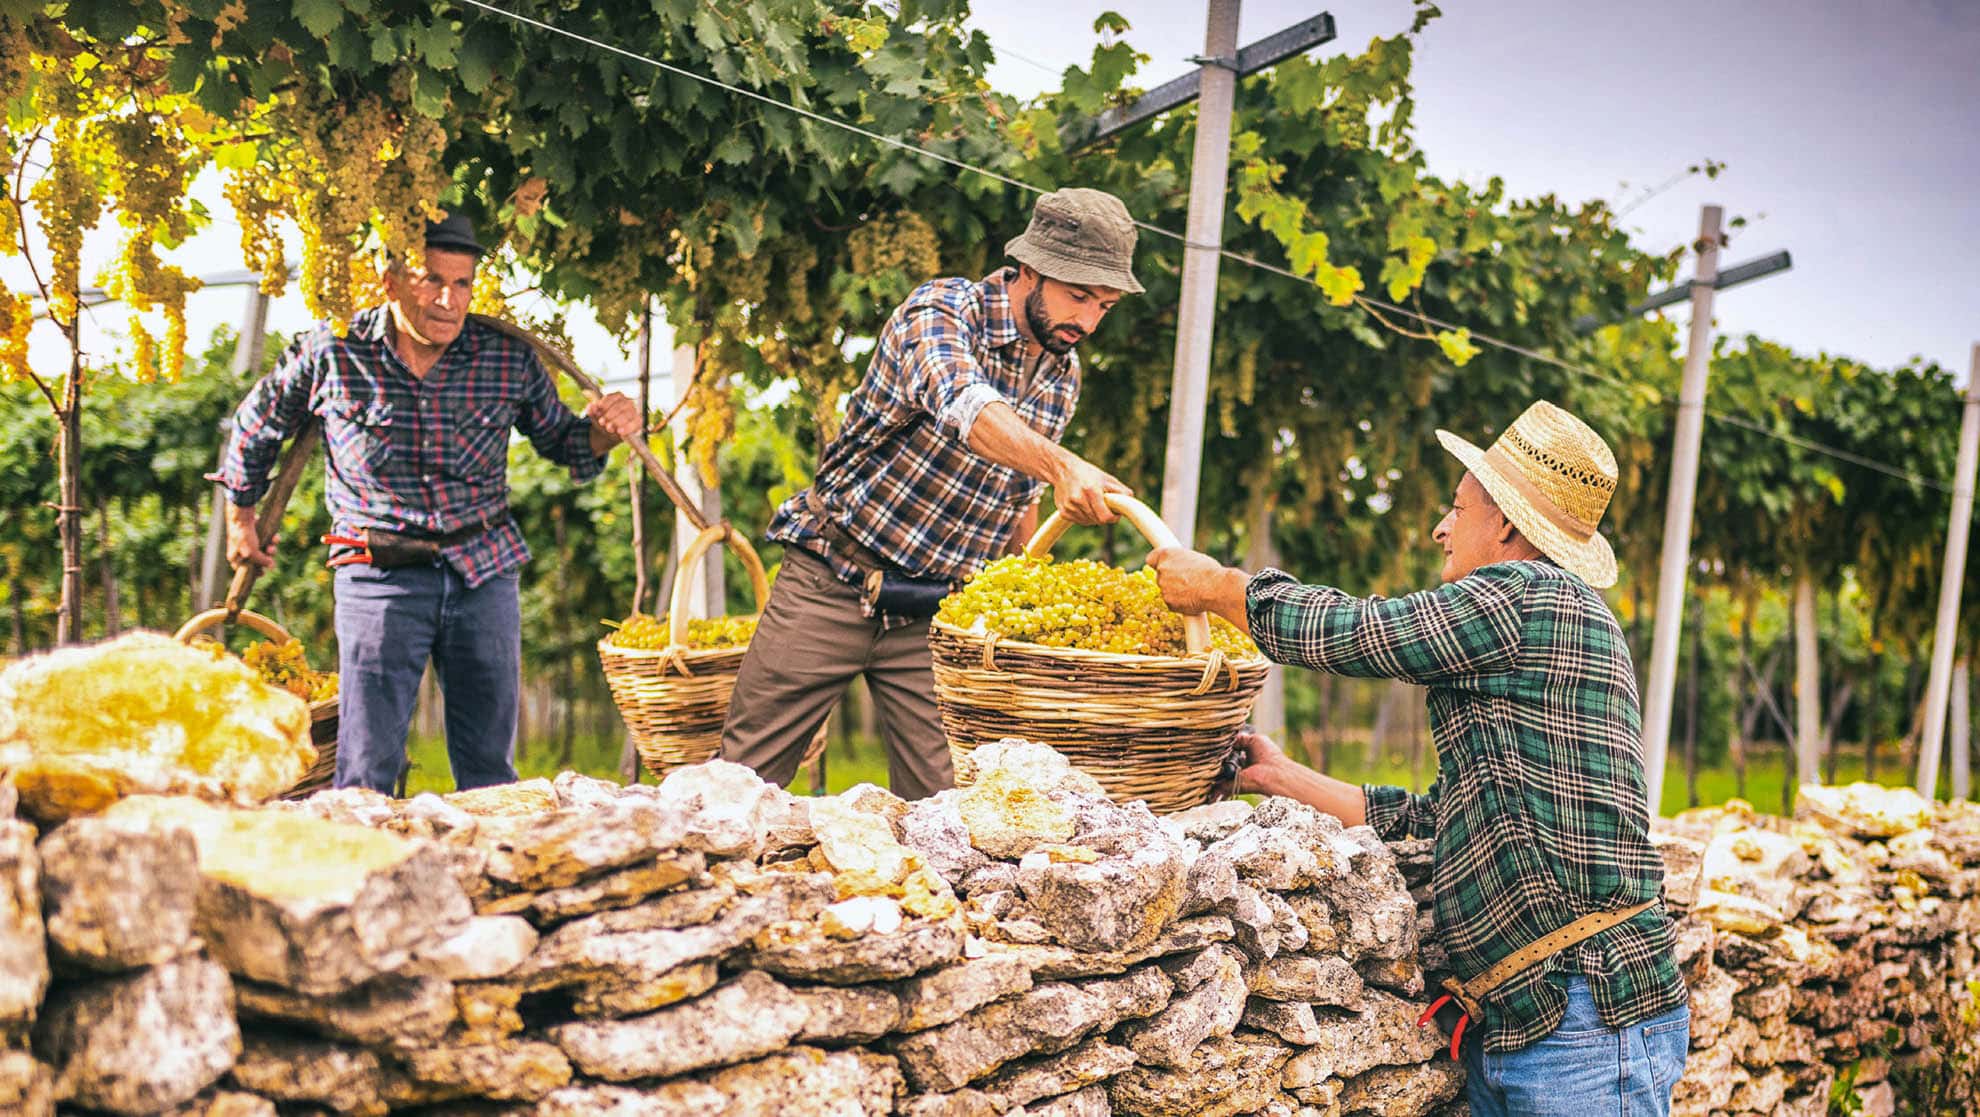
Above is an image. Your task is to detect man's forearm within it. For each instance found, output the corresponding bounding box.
[966,401,1067,485]
[1248,760,1368,827]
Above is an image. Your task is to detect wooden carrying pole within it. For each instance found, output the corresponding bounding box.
[1639,204,1722,812]
[469,313,714,536]
[1915,344,1980,801]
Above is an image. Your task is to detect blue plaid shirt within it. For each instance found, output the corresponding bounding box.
[768,268,1080,619]
[212,307,607,587]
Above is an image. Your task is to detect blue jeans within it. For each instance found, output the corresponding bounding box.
[333,563,521,793]
[1463,977,1691,1117]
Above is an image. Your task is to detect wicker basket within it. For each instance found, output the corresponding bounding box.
[600,522,771,778]
[173,607,340,797]
[930,494,1270,814]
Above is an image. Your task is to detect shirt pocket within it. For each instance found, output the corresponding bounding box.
[450,401,515,480]
[327,399,398,476]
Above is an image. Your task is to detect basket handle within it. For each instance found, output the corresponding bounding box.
[667,522,772,648]
[173,607,295,646]
[1023,493,1210,655]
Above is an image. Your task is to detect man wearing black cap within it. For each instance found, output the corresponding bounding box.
[721,187,1143,798]
[212,213,643,793]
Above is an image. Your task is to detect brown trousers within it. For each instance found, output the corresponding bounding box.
[720,548,953,799]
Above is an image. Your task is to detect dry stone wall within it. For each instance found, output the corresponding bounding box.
[0,740,1461,1117]
[0,741,1972,1117]
[1651,784,1980,1117]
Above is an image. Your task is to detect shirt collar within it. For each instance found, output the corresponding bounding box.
[980,267,1023,351]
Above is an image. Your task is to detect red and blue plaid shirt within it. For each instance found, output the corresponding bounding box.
[211,307,607,587]
[768,268,1080,622]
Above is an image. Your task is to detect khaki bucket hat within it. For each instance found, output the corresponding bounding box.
[1435,400,1622,588]
[1004,188,1143,294]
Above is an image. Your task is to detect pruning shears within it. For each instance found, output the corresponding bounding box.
[1417,977,1481,1060]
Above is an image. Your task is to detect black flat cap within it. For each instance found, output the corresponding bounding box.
[425,212,486,257]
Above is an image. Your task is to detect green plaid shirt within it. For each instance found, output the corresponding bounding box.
[1246,560,1685,1054]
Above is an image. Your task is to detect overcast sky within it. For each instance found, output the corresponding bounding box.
[971,0,1980,379]
[8,0,1975,393]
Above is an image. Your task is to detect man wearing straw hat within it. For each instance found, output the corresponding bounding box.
[1149,401,1689,1116]
[722,188,1143,799]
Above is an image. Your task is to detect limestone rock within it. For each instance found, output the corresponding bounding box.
[443,778,556,818]
[1106,1032,1292,1117]
[748,915,963,984]
[234,972,455,1047]
[1242,996,1325,1045]
[520,851,704,922]
[991,915,1235,980]
[1016,1084,1112,1117]
[158,1088,277,1117]
[1205,823,1337,893]
[0,1051,53,1117]
[101,796,471,995]
[400,792,479,840]
[1797,782,1931,838]
[901,791,992,884]
[516,870,824,1014]
[1251,952,1366,1007]
[0,820,47,1024]
[977,1038,1136,1109]
[551,971,808,1081]
[400,1039,573,1102]
[792,982,903,1044]
[654,760,781,860]
[958,766,1079,860]
[1168,799,1254,845]
[1014,840,1187,952]
[1180,847,1241,916]
[227,1033,395,1115]
[39,817,199,971]
[408,914,539,982]
[838,782,912,831]
[35,952,239,1115]
[958,739,1107,798]
[1652,831,1705,909]
[480,803,689,892]
[552,770,624,811]
[902,1089,1001,1117]
[893,952,1035,1032]
[810,796,916,892]
[1118,945,1247,1067]
[1279,990,1444,1087]
[1703,827,1811,921]
[538,1046,901,1117]
[888,971,1163,1093]
[1336,1059,1465,1115]
[0,633,315,823]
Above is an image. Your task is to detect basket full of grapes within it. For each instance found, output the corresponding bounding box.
[598,523,772,778]
[174,607,341,796]
[929,494,1270,814]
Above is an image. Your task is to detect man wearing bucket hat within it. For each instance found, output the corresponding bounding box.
[213,212,644,794]
[1148,401,1689,1115]
[723,187,1144,799]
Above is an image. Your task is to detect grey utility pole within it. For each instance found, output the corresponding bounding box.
[1916,344,1980,801]
[1640,205,1722,812]
[1158,0,1242,547]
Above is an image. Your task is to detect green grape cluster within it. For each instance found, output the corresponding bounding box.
[938,556,1257,658]
[603,613,758,650]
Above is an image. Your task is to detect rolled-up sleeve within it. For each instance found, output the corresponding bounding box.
[1362,781,1440,841]
[514,353,607,483]
[207,334,316,506]
[882,284,1007,445]
[1243,566,1528,686]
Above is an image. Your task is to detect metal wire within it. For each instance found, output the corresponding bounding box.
[452,0,1955,495]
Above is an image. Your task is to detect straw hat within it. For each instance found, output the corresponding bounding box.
[1435,401,1621,588]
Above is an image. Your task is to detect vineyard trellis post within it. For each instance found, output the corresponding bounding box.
[619,299,655,785]
[1794,574,1820,788]
[1640,204,1723,809]
[1951,660,1971,800]
[668,342,723,619]
[1157,0,1241,547]
[197,285,272,611]
[1915,343,1980,800]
